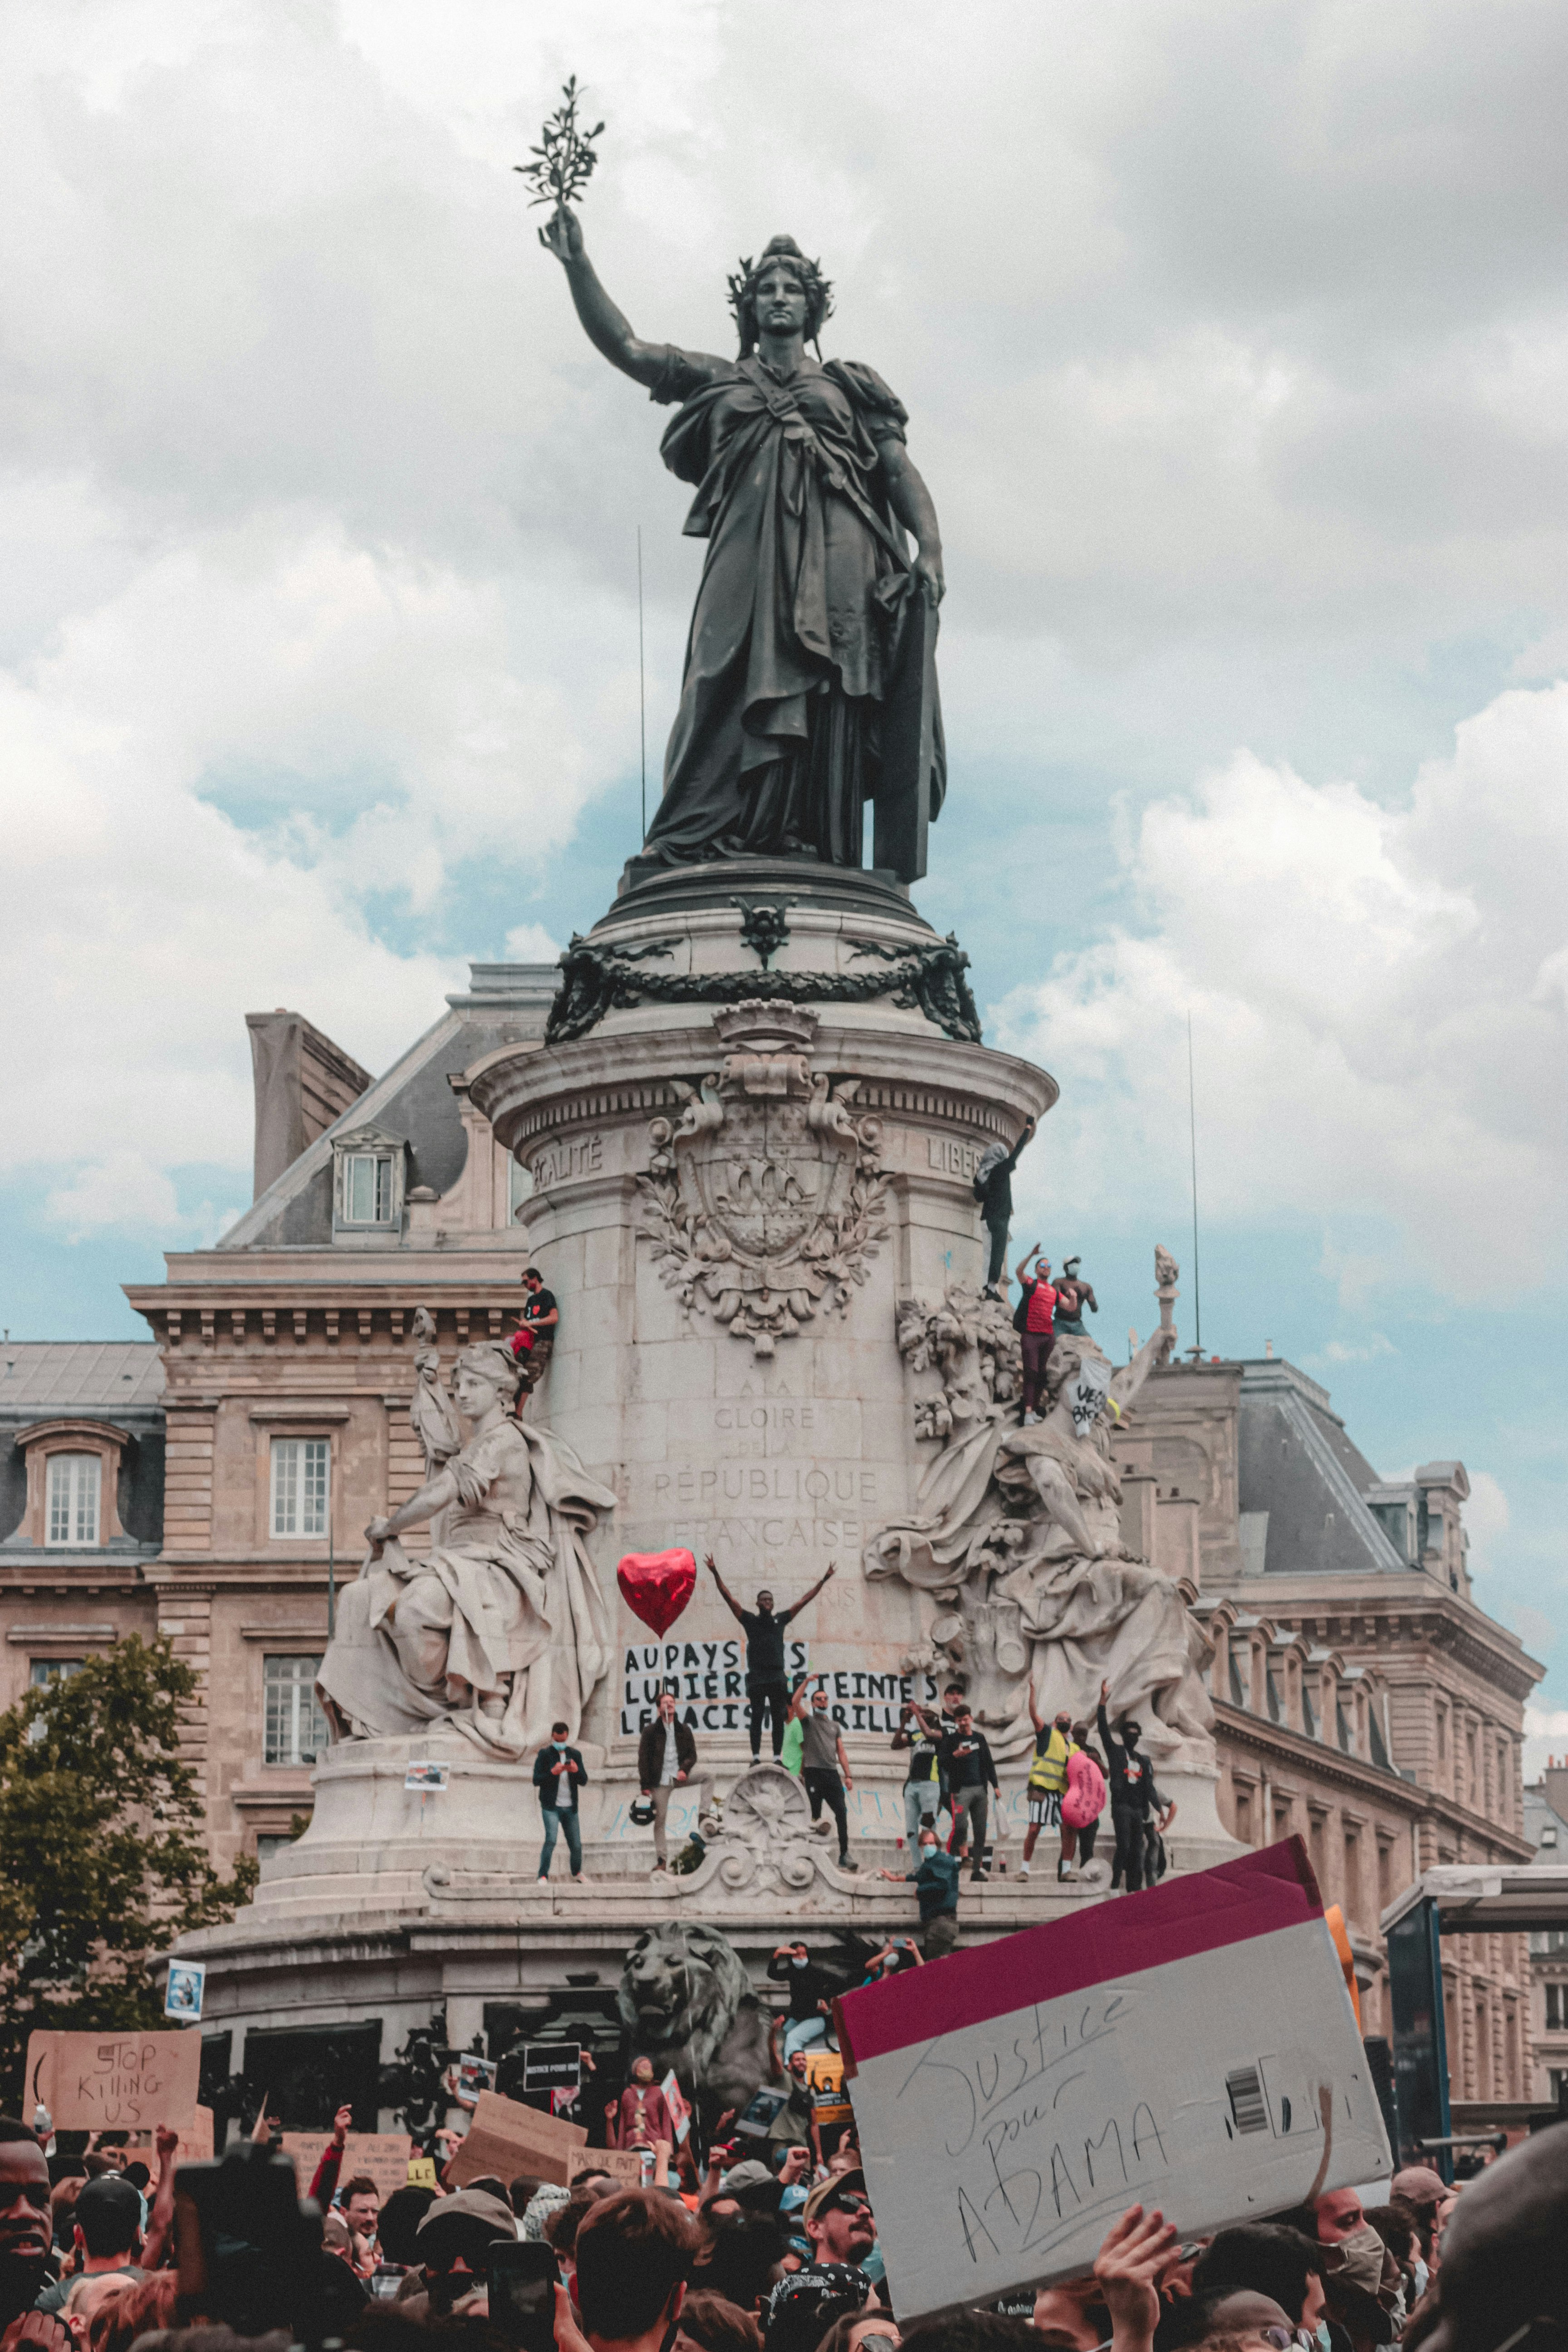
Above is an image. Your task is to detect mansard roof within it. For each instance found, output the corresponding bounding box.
[215,962,558,1253]
[1235,1358,1408,1578]
[0,1341,165,1418]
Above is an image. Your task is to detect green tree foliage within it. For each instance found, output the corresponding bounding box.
[0,1636,257,2110]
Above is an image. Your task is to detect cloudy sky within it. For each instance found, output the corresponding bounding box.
[4,0,1565,1752]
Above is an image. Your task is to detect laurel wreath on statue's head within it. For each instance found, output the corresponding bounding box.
[728,236,835,356]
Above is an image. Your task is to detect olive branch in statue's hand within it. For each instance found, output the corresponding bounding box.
[516,76,604,250]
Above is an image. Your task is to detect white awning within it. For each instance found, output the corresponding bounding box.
[1381,1864,1568,1937]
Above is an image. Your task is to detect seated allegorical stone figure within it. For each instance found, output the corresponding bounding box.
[317,1340,617,1758]
[867,1250,1215,1769]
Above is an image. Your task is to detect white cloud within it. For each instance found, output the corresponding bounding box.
[44,1151,182,1238]
[43,1149,245,1249]
[996,681,1568,1303]
[1463,1470,1510,1578]
[1310,1334,1397,1367]
[1524,1706,1568,1784]
[4,0,1568,1350]
[503,923,559,963]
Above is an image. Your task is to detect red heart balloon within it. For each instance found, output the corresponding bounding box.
[616,1548,697,1638]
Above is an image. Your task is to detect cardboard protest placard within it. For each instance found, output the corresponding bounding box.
[407,2157,439,2190]
[125,2107,214,2166]
[734,2088,786,2141]
[280,2132,412,2205]
[804,2048,851,2126]
[25,2030,201,2132]
[568,2147,642,2188]
[450,2055,497,2110]
[660,2071,691,2145]
[446,2089,586,2189]
[837,1838,1391,2327]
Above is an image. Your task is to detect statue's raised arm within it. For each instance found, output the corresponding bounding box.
[540,206,728,393]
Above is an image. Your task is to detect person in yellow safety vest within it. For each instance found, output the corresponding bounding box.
[1019,1686,1077,1883]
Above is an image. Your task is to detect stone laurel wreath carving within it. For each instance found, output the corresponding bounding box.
[637,1002,891,1359]
[867,1250,1218,1772]
[544,930,983,1047]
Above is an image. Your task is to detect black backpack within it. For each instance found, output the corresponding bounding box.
[1012,1280,1032,1334]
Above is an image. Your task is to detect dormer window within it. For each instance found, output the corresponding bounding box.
[46,1452,100,1546]
[342,1152,393,1224]
[331,1124,407,1236]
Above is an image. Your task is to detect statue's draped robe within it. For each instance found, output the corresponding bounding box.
[645,350,944,864]
[864,1367,1214,1765]
[318,1417,615,1758]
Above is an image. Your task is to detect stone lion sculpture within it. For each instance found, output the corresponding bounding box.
[616,1921,771,2131]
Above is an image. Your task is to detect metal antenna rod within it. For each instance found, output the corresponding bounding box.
[1188,1009,1202,1357]
[637,525,647,840]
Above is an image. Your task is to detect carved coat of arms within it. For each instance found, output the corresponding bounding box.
[638,1003,890,1358]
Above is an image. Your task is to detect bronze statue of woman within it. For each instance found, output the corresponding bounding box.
[541,209,946,872]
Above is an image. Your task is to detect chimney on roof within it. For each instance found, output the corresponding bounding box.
[246,1011,372,1199]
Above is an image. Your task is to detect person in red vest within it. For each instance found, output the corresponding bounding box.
[1013,1243,1058,1426]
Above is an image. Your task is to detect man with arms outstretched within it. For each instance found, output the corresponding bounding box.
[706,1555,836,1761]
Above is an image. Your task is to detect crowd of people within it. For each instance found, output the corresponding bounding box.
[2,2083,1556,2352]
[544,1609,1171,1910]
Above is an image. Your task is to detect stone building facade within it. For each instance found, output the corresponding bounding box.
[0,959,1542,2111]
[1128,1357,1539,2099]
[0,1341,164,1707]
[1524,1764,1568,2103]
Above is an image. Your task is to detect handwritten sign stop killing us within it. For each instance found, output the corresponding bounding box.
[25,2030,201,2132]
[836,1838,1391,2328]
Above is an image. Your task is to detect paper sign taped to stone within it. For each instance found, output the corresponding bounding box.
[837,1838,1390,2326]
[281,2132,412,2205]
[25,2030,202,2131]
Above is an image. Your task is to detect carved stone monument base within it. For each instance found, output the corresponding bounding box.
[177,857,1241,2098]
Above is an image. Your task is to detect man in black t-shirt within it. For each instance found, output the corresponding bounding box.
[1097,1678,1175,1893]
[891,1700,947,1845]
[941,1709,1000,1882]
[706,1553,837,1759]
[519,1265,558,1381]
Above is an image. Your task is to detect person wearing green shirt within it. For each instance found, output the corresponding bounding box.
[877,1823,962,1956]
[781,1673,810,1776]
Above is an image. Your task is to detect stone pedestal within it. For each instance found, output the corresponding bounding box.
[472,856,1054,1728]
[177,858,1240,2087]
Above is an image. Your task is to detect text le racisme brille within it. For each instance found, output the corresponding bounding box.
[895,1991,1170,2266]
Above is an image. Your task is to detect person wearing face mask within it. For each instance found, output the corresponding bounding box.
[1191,2225,1332,2352]
[638,1687,707,1873]
[534,1719,588,1881]
[767,1941,840,2062]
[1388,2166,1446,2288]
[876,1821,962,1956]
[1287,2190,1402,2352]
[1098,1681,1176,1893]
[1361,2203,1421,2319]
